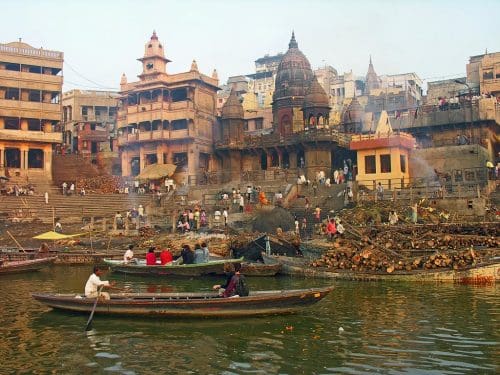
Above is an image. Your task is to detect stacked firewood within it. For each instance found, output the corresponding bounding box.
[76,176,126,193]
[310,239,486,273]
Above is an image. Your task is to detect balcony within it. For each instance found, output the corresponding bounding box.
[0,69,62,87]
[0,129,62,143]
[0,98,60,120]
[117,129,193,146]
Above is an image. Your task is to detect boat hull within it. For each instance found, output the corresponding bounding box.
[32,288,333,318]
[105,258,244,277]
[0,257,57,275]
[262,254,500,283]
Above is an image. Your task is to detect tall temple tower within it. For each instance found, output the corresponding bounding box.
[365,56,381,94]
[272,32,314,136]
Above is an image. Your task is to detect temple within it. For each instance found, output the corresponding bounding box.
[117,32,219,184]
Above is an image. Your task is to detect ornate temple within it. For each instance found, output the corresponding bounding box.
[215,32,353,181]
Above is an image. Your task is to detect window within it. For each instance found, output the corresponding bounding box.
[82,107,88,115]
[483,70,493,80]
[172,119,188,130]
[380,154,391,173]
[365,155,376,174]
[243,121,249,131]
[454,169,463,182]
[400,155,406,173]
[255,118,263,130]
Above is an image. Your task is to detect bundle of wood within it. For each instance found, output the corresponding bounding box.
[310,238,486,273]
[76,176,126,193]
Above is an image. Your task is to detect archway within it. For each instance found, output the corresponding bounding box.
[130,157,140,176]
[297,150,305,168]
[260,152,268,170]
[5,148,21,168]
[282,150,290,169]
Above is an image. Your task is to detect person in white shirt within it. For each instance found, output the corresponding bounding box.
[223,208,229,227]
[44,191,49,204]
[85,266,114,300]
[123,244,134,263]
[69,183,75,195]
[214,209,221,227]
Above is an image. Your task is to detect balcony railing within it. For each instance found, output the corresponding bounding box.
[117,129,192,145]
[0,129,62,143]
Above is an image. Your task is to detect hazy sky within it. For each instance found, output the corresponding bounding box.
[3,0,499,92]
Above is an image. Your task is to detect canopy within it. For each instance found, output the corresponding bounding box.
[137,163,176,180]
[33,231,85,240]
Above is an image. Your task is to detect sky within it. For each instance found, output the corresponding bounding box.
[2,0,499,93]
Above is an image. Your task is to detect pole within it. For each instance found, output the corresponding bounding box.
[6,230,26,253]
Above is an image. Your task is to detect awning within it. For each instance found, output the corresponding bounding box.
[33,231,85,240]
[137,163,176,180]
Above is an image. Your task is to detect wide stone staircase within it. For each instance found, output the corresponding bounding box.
[0,192,152,225]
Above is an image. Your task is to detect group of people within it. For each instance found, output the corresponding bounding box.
[176,207,209,232]
[4,184,36,196]
[61,181,81,196]
[125,242,211,266]
[87,244,248,300]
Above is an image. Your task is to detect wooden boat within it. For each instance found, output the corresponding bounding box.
[103,257,245,277]
[31,287,333,318]
[240,262,282,276]
[262,254,500,283]
[0,257,57,275]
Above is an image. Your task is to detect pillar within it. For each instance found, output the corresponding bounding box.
[43,121,52,133]
[0,146,4,167]
[156,144,163,165]
[289,152,297,169]
[139,147,145,172]
[20,119,28,131]
[20,146,28,170]
[44,147,52,173]
[187,144,199,176]
[0,117,5,130]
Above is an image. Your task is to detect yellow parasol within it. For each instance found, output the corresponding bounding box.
[33,231,85,240]
[486,161,494,168]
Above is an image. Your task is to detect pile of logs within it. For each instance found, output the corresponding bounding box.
[76,176,126,194]
[310,241,484,273]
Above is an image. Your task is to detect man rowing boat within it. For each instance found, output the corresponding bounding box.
[85,266,115,300]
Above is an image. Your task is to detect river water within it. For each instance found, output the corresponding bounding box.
[0,265,498,374]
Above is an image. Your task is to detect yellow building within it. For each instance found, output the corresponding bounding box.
[117,32,219,184]
[467,51,500,96]
[0,40,63,179]
[350,111,415,190]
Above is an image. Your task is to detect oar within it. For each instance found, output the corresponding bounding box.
[84,285,103,331]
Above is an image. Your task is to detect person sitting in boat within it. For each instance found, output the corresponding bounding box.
[85,265,115,300]
[181,244,195,264]
[201,242,210,262]
[212,262,235,296]
[218,263,249,298]
[160,248,173,265]
[123,244,134,263]
[146,247,157,265]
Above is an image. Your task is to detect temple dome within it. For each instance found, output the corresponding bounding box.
[273,32,313,102]
[303,76,329,109]
[221,89,244,119]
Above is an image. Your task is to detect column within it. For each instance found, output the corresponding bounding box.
[187,144,199,178]
[20,147,27,170]
[0,117,5,130]
[139,147,145,172]
[156,144,163,165]
[20,119,28,131]
[0,147,4,167]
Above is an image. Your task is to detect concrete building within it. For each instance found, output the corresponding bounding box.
[117,32,219,184]
[62,90,120,156]
[467,51,500,96]
[246,53,283,108]
[426,78,467,104]
[0,40,63,179]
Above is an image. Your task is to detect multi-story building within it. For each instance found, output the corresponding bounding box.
[0,40,63,179]
[246,53,283,107]
[117,32,219,183]
[467,51,500,96]
[426,78,467,104]
[61,90,119,156]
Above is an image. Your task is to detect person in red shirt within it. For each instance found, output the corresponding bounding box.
[145,247,157,265]
[160,248,173,265]
[326,219,336,241]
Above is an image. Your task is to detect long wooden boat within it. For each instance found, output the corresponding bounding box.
[31,287,333,318]
[262,254,500,283]
[240,262,282,276]
[0,257,57,275]
[104,257,245,277]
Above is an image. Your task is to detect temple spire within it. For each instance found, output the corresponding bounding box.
[288,31,298,49]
